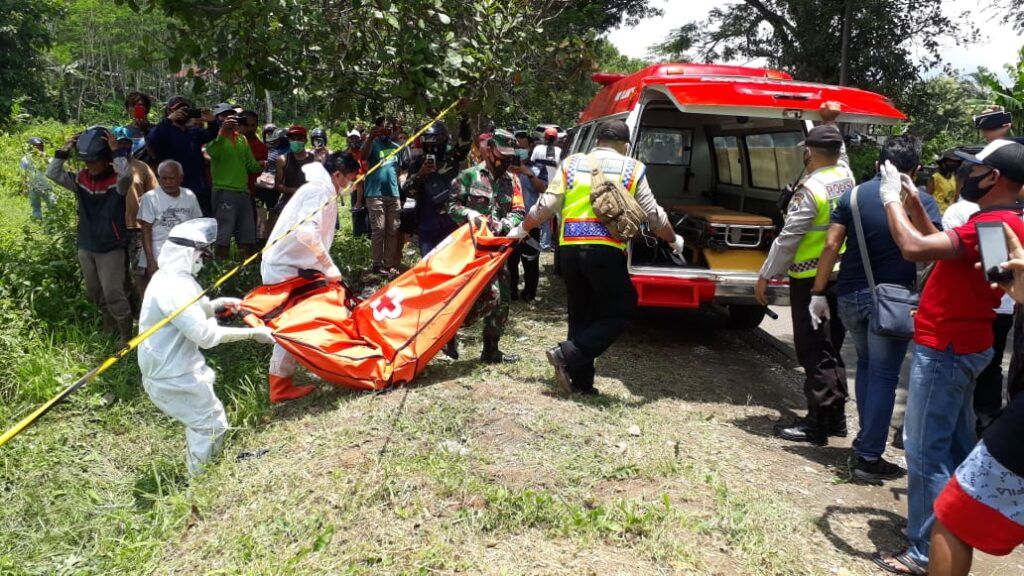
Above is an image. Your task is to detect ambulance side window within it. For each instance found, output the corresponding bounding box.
[712,136,742,186]
[637,129,693,166]
[745,132,804,190]
[574,123,595,154]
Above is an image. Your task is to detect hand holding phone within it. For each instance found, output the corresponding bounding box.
[977,221,1014,284]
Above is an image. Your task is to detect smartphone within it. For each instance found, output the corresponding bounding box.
[186,107,203,119]
[976,221,1014,283]
[425,154,436,164]
[974,110,1013,130]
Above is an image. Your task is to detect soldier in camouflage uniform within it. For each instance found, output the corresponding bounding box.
[447,129,526,363]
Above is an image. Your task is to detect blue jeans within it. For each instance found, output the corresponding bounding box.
[540,219,553,249]
[904,343,992,567]
[837,289,910,460]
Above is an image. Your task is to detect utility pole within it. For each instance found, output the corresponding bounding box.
[839,0,853,86]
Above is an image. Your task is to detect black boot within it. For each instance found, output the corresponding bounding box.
[441,337,459,360]
[828,404,848,438]
[481,339,519,364]
[774,413,828,446]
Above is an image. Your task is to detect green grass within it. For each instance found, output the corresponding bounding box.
[2,120,853,574]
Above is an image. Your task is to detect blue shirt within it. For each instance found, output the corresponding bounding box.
[364,138,400,198]
[831,176,941,296]
[146,119,217,194]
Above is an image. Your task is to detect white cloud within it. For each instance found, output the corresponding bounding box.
[607,0,1021,81]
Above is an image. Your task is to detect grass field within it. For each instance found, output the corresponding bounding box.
[3,160,1021,575]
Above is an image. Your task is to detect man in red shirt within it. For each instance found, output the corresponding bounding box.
[873,140,1024,575]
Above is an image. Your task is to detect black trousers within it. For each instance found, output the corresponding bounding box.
[975,313,1014,431]
[558,244,637,390]
[789,277,848,416]
[508,229,540,298]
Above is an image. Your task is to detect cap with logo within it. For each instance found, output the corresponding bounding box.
[955,139,1024,185]
[489,129,517,156]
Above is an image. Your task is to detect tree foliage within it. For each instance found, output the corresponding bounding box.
[903,74,986,160]
[971,46,1024,131]
[0,0,60,123]
[668,0,975,107]
[990,0,1023,32]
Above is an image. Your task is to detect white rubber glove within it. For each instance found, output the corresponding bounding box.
[210,297,242,316]
[324,264,342,282]
[506,224,528,240]
[250,326,275,344]
[879,160,903,206]
[464,209,481,224]
[670,235,685,255]
[808,294,830,331]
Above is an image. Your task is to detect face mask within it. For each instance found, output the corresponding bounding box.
[960,170,995,202]
[289,141,305,153]
[191,258,204,275]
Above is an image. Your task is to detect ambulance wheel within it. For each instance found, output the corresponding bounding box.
[728,305,766,329]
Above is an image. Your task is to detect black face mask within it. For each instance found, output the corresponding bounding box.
[960,170,995,202]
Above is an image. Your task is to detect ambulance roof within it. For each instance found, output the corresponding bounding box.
[579,63,906,126]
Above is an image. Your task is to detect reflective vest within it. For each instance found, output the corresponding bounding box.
[789,164,855,278]
[558,152,645,250]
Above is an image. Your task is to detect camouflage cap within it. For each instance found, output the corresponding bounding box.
[489,128,517,157]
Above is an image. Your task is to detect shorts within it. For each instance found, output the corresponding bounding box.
[126,229,144,274]
[212,188,256,246]
[935,440,1024,556]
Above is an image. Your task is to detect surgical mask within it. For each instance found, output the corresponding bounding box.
[960,171,995,202]
[289,141,305,153]
[191,258,204,275]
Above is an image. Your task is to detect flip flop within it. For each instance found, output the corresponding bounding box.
[872,550,927,575]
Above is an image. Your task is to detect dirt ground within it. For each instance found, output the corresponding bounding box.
[148,255,1024,575]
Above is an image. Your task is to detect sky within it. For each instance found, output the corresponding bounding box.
[607,0,1021,82]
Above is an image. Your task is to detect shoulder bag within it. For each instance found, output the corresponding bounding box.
[850,186,919,340]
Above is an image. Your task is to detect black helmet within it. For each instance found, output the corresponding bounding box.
[26,137,44,147]
[268,128,287,144]
[421,121,450,144]
[76,126,112,162]
[311,127,327,140]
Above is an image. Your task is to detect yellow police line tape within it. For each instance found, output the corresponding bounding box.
[0,99,463,449]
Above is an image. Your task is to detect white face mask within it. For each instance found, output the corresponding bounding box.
[191,257,204,275]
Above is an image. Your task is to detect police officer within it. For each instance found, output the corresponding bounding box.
[510,120,685,395]
[448,129,526,363]
[755,123,854,445]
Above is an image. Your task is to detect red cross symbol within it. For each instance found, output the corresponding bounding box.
[371,288,405,322]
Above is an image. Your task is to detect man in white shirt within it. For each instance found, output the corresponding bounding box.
[530,127,562,250]
[137,160,203,294]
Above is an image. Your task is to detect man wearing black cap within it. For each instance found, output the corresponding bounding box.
[871,139,1024,575]
[510,119,685,395]
[756,123,854,446]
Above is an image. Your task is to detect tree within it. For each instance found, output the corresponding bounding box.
[990,0,1024,32]
[137,0,658,121]
[663,0,975,107]
[971,46,1024,133]
[0,0,60,125]
[903,74,986,160]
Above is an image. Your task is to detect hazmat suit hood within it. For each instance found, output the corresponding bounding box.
[261,164,340,284]
[158,218,217,276]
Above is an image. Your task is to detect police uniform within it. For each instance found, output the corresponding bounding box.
[447,130,526,362]
[526,140,674,393]
[760,126,854,441]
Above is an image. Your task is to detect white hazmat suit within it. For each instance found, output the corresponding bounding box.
[138,218,274,475]
[260,162,341,402]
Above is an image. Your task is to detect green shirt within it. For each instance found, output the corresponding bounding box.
[206,133,261,192]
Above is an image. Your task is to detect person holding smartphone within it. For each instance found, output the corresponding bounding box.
[361,117,403,276]
[145,96,218,215]
[873,140,1024,575]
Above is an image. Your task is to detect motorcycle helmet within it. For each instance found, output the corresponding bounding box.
[76,126,112,162]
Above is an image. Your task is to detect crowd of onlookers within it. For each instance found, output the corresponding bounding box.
[18,92,566,339]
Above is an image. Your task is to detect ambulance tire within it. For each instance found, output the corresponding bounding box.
[727,305,766,330]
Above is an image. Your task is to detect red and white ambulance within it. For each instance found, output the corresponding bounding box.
[567,63,906,328]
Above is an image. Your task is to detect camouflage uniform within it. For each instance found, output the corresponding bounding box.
[448,151,525,353]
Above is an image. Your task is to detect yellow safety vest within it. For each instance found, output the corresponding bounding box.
[559,152,644,250]
[789,165,855,279]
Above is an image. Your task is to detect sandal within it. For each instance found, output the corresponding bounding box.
[872,550,927,575]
